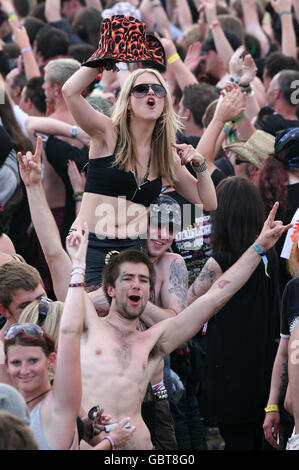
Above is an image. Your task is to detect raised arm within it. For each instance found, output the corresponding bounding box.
[270,0,297,59]
[17,137,72,301]
[156,202,292,356]
[62,66,112,140]
[10,20,41,80]
[49,225,88,441]
[241,0,270,57]
[25,116,90,147]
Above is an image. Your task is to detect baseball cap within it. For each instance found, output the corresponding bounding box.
[149,194,181,234]
[0,384,30,425]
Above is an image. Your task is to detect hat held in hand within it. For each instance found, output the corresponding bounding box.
[224,130,275,168]
[82,15,166,72]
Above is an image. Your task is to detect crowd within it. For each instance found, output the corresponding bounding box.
[0,0,298,452]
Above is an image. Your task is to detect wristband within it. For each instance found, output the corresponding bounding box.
[167,53,180,64]
[209,21,220,30]
[265,404,279,413]
[231,112,245,124]
[104,435,116,450]
[191,158,208,173]
[279,10,292,16]
[7,12,17,20]
[20,47,32,55]
[252,242,270,278]
[69,282,86,288]
[73,191,84,200]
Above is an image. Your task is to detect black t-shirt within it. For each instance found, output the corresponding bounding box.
[45,136,89,245]
[168,169,226,285]
[280,277,299,338]
[257,114,299,137]
[201,248,281,424]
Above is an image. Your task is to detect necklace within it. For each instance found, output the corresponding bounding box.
[134,152,152,189]
[26,389,51,405]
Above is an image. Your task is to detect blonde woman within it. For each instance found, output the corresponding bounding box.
[62,65,218,287]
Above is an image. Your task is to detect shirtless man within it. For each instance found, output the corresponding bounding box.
[18,141,292,449]
[80,202,291,450]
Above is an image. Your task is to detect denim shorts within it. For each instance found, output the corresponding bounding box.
[85,232,147,287]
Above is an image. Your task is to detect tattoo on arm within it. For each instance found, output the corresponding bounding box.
[191,262,216,299]
[218,280,231,289]
[168,259,188,309]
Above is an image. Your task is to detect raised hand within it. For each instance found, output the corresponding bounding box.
[66,222,89,269]
[17,135,43,187]
[184,42,202,72]
[215,83,247,123]
[256,202,293,252]
[171,142,206,167]
[67,160,86,193]
[229,46,246,78]
[270,0,292,14]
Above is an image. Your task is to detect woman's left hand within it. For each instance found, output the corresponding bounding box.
[171,142,204,166]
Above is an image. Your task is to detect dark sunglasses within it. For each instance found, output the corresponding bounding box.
[235,158,249,165]
[131,83,167,99]
[5,323,44,340]
[37,297,52,326]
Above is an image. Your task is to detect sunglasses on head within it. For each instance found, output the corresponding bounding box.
[235,158,249,165]
[131,83,167,99]
[5,323,44,340]
[37,297,52,326]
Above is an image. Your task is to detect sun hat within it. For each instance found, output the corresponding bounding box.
[0,384,30,426]
[224,130,275,168]
[82,15,166,72]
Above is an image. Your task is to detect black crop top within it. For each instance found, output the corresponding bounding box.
[85,153,162,207]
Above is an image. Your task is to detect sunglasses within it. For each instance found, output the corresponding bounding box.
[131,83,167,99]
[38,297,52,326]
[235,158,249,165]
[5,323,44,340]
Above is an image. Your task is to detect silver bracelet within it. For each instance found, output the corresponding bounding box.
[191,158,208,173]
[71,267,85,276]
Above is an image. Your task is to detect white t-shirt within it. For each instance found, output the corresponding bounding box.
[281,208,299,259]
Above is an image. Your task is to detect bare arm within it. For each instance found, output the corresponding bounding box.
[175,0,193,31]
[270,0,297,58]
[62,66,112,140]
[141,254,188,327]
[156,202,292,356]
[25,116,90,147]
[17,137,72,301]
[45,0,61,22]
[51,225,88,425]
[187,257,223,305]
[263,336,289,448]
[241,0,270,57]
[293,0,299,23]
[10,21,41,80]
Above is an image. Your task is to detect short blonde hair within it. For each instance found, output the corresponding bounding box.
[111,68,183,186]
[19,300,64,350]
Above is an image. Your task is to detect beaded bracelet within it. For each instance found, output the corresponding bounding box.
[69,282,86,288]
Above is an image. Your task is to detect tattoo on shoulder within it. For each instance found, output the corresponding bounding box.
[218,280,231,289]
[168,258,188,309]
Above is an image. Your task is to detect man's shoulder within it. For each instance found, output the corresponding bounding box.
[157,251,185,268]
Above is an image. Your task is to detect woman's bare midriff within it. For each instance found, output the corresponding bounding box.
[73,193,149,238]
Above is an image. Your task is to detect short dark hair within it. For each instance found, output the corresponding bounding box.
[35,25,69,60]
[23,16,46,45]
[182,83,219,128]
[68,43,95,64]
[202,30,242,54]
[264,52,299,80]
[0,262,43,309]
[23,77,46,114]
[102,250,156,305]
[11,70,26,92]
